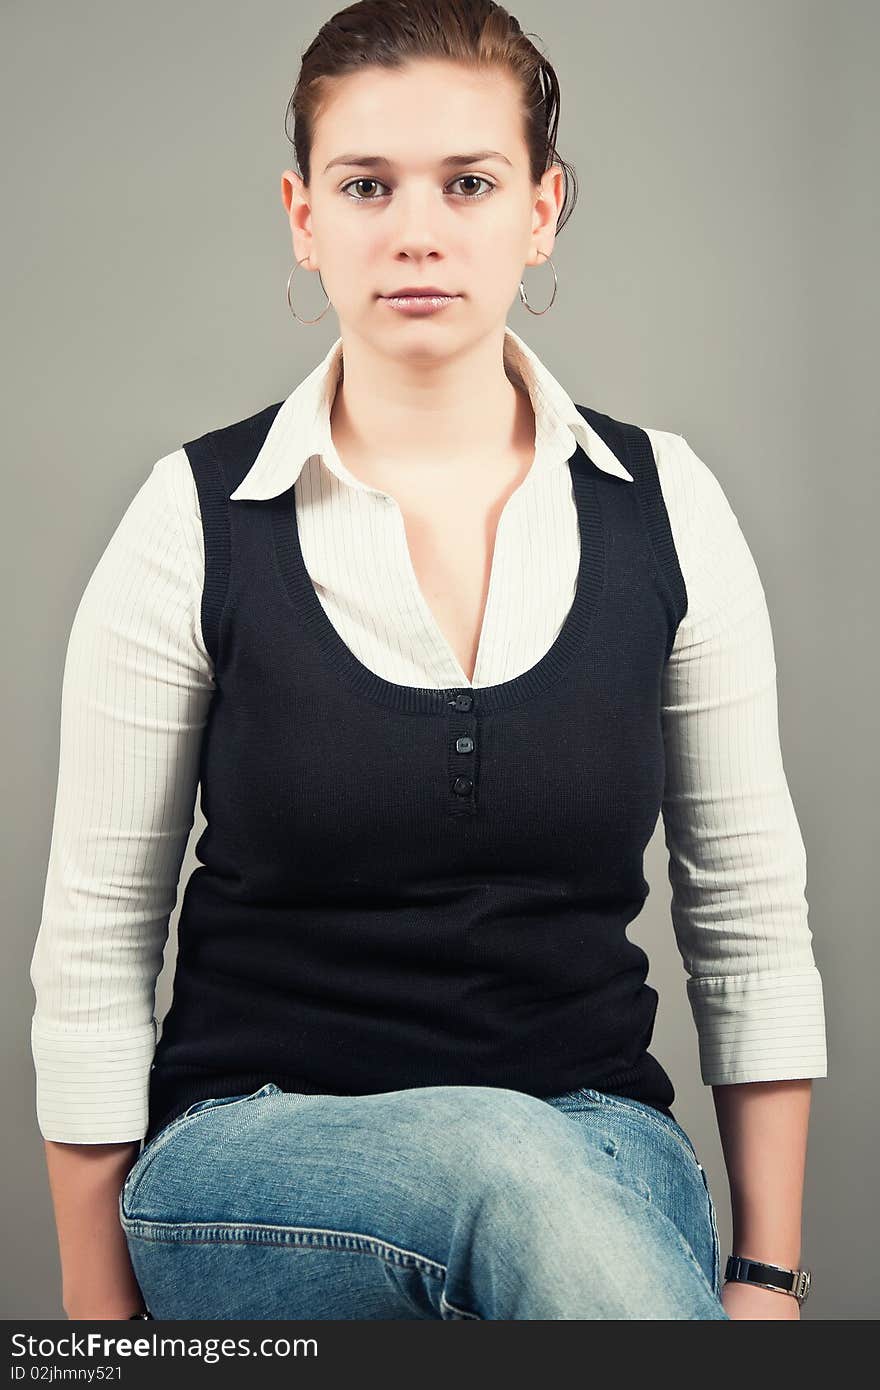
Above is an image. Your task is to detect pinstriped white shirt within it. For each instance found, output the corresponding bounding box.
[29,326,828,1142]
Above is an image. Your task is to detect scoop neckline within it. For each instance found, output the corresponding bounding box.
[269,441,607,715]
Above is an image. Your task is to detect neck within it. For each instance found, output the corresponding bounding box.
[328,324,536,488]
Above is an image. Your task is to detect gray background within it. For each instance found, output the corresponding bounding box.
[3,0,876,1319]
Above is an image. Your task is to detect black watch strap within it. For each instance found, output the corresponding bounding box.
[725,1255,811,1305]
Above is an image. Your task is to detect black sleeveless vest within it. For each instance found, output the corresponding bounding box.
[144,402,688,1147]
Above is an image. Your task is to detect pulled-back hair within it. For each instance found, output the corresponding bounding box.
[285,0,578,235]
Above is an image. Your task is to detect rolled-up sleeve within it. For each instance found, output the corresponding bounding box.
[29,450,214,1141]
[657,433,828,1086]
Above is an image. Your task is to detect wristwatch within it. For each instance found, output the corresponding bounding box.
[725,1254,811,1306]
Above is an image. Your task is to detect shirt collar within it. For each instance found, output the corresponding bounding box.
[229,324,633,502]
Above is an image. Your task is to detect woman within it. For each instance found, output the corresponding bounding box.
[32,0,826,1320]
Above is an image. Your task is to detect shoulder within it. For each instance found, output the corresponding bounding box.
[147,445,198,513]
[120,447,207,627]
[576,405,736,536]
[184,400,285,464]
[633,426,769,634]
[119,446,204,579]
[641,427,735,527]
[156,444,203,550]
[640,426,758,585]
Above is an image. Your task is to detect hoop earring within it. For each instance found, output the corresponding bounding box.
[286,254,331,324]
[518,250,558,315]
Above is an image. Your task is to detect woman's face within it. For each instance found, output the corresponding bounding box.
[282,59,564,361]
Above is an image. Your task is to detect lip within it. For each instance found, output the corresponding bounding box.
[379,292,461,318]
[381,287,456,297]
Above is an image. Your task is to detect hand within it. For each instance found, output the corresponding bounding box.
[721,1279,801,1320]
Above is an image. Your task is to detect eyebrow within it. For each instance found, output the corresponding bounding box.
[323,150,513,174]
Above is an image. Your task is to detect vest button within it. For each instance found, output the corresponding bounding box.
[454,693,473,711]
[452,776,473,796]
[455,736,474,753]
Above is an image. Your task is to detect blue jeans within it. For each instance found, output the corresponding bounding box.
[119,1082,729,1320]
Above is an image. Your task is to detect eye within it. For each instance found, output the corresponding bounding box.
[340,174,496,202]
[340,178,390,201]
[450,174,496,199]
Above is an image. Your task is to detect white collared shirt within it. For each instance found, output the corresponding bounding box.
[29,326,828,1141]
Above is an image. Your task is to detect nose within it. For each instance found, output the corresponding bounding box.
[387,186,447,261]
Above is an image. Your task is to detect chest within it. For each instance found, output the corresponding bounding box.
[384,450,537,684]
[395,494,501,685]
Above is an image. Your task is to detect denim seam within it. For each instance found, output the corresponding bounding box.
[577,1090,700,1167]
[574,1089,721,1300]
[439,1291,481,1320]
[670,1224,717,1300]
[121,1112,212,1212]
[121,1218,483,1318]
[120,1219,447,1265]
[122,1088,277,1213]
[703,1176,722,1299]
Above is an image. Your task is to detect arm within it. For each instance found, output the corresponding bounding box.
[656,433,827,1314]
[30,450,213,1314]
[44,1140,145,1320]
[714,1079,810,1268]
[713,1078,811,1317]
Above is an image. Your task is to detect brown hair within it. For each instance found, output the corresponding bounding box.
[285,0,578,235]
